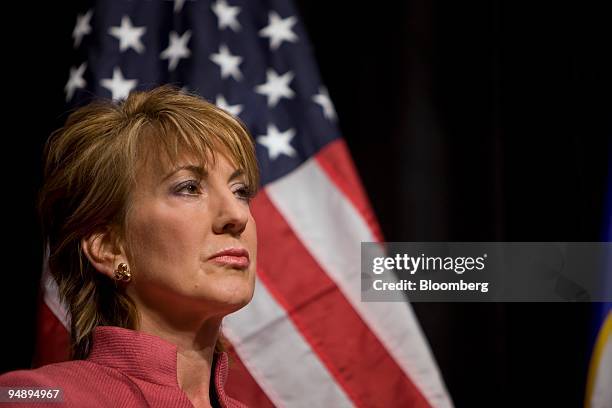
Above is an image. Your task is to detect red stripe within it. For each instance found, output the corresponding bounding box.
[225,347,276,407]
[32,296,70,368]
[316,139,384,242]
[252,192,431,408]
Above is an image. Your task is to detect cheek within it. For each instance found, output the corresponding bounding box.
[246,215,258,268]
[248,217,258,292]
[127,205,203,281]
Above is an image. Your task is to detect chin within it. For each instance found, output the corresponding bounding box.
[208,280,255,314]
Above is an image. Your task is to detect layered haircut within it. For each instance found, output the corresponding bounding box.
[39,85,259,359]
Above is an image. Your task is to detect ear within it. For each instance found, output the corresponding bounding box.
[81,229,126,280]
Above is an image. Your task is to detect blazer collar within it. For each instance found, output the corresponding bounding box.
[86,326,231,402]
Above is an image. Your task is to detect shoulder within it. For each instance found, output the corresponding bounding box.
[0,361,145,407]
[0,361,92,386]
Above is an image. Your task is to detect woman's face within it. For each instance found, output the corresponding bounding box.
[124,148,257,323]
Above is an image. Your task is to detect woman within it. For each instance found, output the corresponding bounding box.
[0,85,258,407]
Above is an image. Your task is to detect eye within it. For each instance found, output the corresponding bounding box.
[175,180,201,196]
[233,184,254,203]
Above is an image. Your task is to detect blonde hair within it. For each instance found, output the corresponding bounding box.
[39,85,259,359]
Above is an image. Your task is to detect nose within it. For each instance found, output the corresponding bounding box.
[211,187,249,236]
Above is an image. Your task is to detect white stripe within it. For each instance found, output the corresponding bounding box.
[41,254,70,330]
[266,158,453,408]
[223,279,354,408]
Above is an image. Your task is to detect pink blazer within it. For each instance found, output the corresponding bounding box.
[0,326,247,407]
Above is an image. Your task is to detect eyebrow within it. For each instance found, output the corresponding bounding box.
[162,165,206,182]
[228,168,245,182]
[162,165,245,183]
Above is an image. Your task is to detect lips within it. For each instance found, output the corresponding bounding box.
[209,247,250,269]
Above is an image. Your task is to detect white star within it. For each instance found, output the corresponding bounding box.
[210,44,242,81]
[259,11,298,50]
[100,67,138,101]
[255,69,295,107]
[215,95,243,117]
[72,9,93,48]
[211,0,241,31]
[160,31,192,71]
[65,62,87,102]
[312,86,336,121]
[109,16,146,54]
[257,124,296,160]
[174,0,186,13]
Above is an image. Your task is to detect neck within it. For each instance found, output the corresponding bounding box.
[137,310,223,408]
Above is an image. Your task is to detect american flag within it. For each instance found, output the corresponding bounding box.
[38,0,452,406]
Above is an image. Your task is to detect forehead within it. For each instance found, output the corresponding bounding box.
[131,122,257,189]
[139,143,240,180]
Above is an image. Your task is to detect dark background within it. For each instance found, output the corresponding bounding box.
[2,1,611,407]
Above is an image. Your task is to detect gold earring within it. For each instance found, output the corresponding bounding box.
[113,263,131,282]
